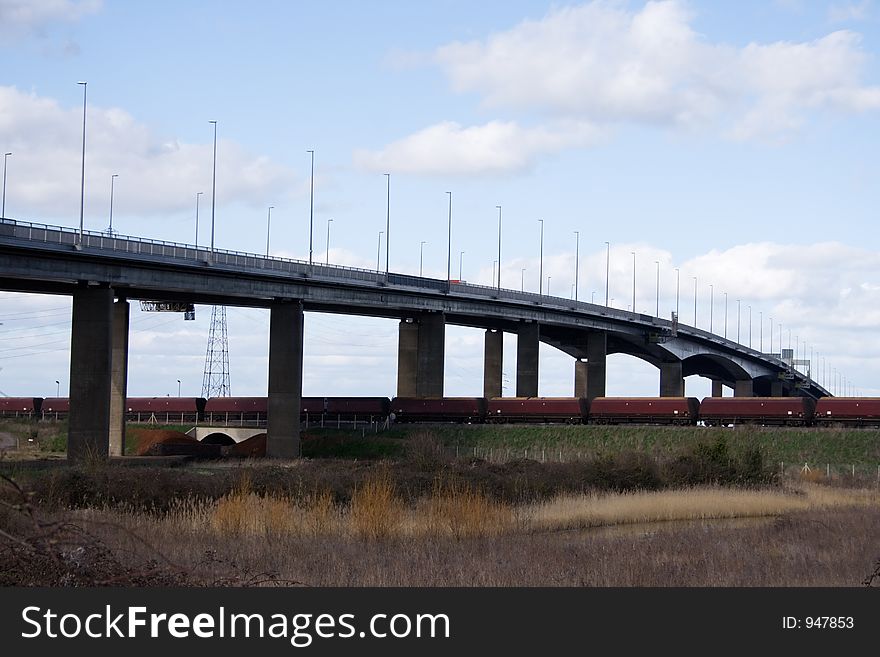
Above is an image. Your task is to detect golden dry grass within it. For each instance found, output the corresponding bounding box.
[525,484,880,532]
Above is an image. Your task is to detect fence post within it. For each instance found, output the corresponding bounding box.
[541,448,545,463]
[780,461,784,477]
[826,463,830,479]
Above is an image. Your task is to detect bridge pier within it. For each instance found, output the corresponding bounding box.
[483,329,503,399]
[397,312,445,397]
[659,362,684,397]
[267,301,304,458]
[109,298,129,456]
[711,379,723,398]
[734,379,754,397]
[68,285,114,461]
[574,332,606,401]
[516,322,539,397]
[770,380,784,396]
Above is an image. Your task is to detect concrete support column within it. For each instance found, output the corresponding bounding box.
[711,379,723,398]
[770,380,784,397]
[659,362,684,397]
[516,322,539,397]
[397,319,418,397]
[109,299,129,456]
[735,379,754,398]
[267,301,303,458]
[483,329,503,399]
[416,312,445,397]
[574,332,607,401]
[68,286,114,461]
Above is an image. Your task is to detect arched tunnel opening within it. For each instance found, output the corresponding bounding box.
[200,432,236,446]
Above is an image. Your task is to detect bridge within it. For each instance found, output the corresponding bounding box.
[0,217,829,460]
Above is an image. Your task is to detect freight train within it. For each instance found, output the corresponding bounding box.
[4,395,880,428]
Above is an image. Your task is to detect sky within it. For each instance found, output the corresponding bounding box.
[2,0,880,400]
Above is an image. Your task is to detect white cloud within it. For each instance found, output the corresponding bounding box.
[430,1,880,138]
[354,120,602,175]
[0,86,298,223]
[0,0,101,36]
[828,1,871,23]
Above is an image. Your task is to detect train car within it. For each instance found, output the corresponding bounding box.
[323,397,390,417]
[699,397,815,426]
[125,397,206,423]
[814,397,880,427]
[40,397,69,419]
[203,397,267,425]
[588,397,699,425]
[390,397,487,423]
[487,397,588,423]
[0,397,42,418]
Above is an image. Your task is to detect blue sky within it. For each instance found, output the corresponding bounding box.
[2,0,880,399]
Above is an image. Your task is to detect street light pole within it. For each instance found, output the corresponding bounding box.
[195,191,203,245]
[574,231,580,302]
[631,251,636,313]
[675,268,680,319]
[709,284,713,334]
[769,317,773,353]
[420,241,426,277]
[55,380,60,397]
[655,261,660,317]
[1,152,11,218]
[724,292,728,339]
[265,206,274,256]
[538,219,544,295]
[209,120,218,253]
[737,299,741,343]
[604,241,610,306]
[108,173,118,234]
[377,231,383,272]
[77,81,87,245]
[459,250,464,280]
[307,150,315,264]
[446,191,452,285]
[748,305,752,348]
[693,276,697,327]
[497,205,502,290]
[547,276,551,296]
[384,173,390,273]
[326,218,333,264]
[759,311,763,352]
[177,379,181,397]
[521,268,526,292]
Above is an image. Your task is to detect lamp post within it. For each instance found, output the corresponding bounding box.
[724,292,728,339]
[77,81,87,245]
[107,173,118,235]
[692,276,697,327]
[574,230,580,302]
[604,241,610,306]
[209,120,218,253]
[195,191,203,245]
[674,268,680,319]
[538,219,544,295]
[497,205,502,289]
[521,268,526,292]
[547,276,551,296]
[748,305,752,348]
[384,173,390,273]
[459,250,464,280]
[377,231,383,272]
[769,316,773,353]
[265,206,274,256]
[655,261,660,318]
[737,299,741,343]
[419,241,426,277]
[631,251,636,313]
[307,150,315,264]
[446,192,452,285]
[709,284,714,334]
[759,311,763,352]
[492,260,497,286]
[177,379,181,397]
[326,218,333,264]
[55,380,60,397]
[1,151,11,218]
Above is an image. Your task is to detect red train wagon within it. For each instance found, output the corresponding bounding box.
[814,397,880,427]
[40,397,69,419]
[487,397,588,423]
[203,397,267,425]
[125,397,205,424]
[699,397,815,426]
[0,397,42,418]
[390,397,487,423]
[589,397,699,425]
